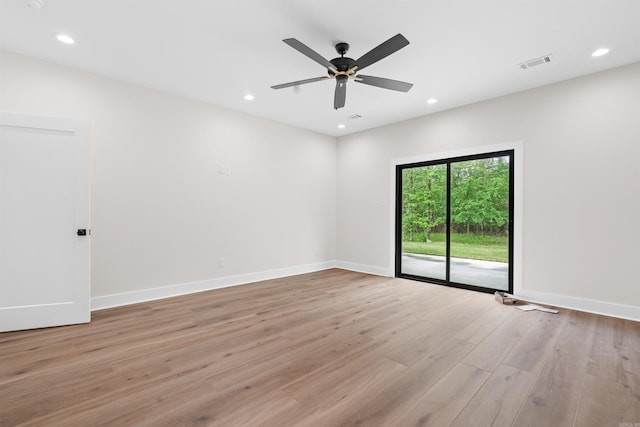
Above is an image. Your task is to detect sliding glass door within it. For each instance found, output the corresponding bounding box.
[396,150,513,293]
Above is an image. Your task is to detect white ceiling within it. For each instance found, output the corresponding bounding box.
[1,0,640,136]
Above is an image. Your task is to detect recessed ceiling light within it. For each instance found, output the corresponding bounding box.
[592,48,609,57]
[56,34,74,44]
[427,98,438,104]
[244,94,254,101]
[337,124,346,129]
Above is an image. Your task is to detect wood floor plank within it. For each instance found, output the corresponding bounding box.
[587,315,640,378]
[511,309,598,427]
[377,319,453,366]
[453,303,511,344]
[1,269,639,426]
[573,314,640,426]
[293,337,477,427]
[573,371,640,427]
[450,363,536,427]
[461,308,533,372]
[502,310,564,373]
[276,356,409,427]
[394,362,491,427]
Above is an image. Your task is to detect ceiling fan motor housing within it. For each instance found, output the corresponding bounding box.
[329,57,355,75]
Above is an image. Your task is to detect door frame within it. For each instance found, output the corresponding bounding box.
[0,112,91,332]
[389,141,523,296]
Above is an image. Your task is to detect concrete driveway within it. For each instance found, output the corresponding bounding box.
[400,253,509,290]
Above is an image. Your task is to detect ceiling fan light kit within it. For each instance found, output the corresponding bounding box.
[271,33,413,109]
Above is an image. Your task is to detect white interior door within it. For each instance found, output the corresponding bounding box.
[0,112,90,332]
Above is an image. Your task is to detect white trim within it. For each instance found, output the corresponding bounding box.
[90,259,640,322]
[389,141,524,294]
[335,261,392,277]
[91,261,336,311]
[517,290,640,322]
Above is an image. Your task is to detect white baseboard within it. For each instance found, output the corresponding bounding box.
[516,289,640,322]
[91,261,336,311]
[92,260,640,322]
[337,261,640,321]
[335,261,392,277]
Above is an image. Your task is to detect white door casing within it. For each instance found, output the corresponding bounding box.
[0,112,91,332]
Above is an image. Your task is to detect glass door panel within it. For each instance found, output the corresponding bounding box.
[449,156,510,291]
[399,164,447,280]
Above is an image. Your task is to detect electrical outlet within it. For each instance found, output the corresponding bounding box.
[218,258,225,268]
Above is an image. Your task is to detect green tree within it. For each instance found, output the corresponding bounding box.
[402,156,509,243]
[451,157,509,235]
[402,165,446,242]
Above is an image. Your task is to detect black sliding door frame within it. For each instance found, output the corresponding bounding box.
[395,149,514,294]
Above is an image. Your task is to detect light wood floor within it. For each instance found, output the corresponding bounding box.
[1,269,639,426]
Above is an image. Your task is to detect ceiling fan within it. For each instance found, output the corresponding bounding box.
[271,33,413,110]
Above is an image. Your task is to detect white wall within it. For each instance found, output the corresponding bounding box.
[0,50,337,305]
[3,48,639,320]
[337,62,640,319]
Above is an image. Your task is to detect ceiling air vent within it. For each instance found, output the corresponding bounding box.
[26,0,44,8]
[347,114,363,120]
[518,54,553,70]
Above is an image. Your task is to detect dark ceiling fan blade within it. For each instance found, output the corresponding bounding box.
[352,33,409,72]
[334,79,347,109]
[271,76,330,89]
[355,75,413,92]
[283,38,335,70]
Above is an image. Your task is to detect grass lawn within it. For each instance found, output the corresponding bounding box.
[402,233,508,263]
